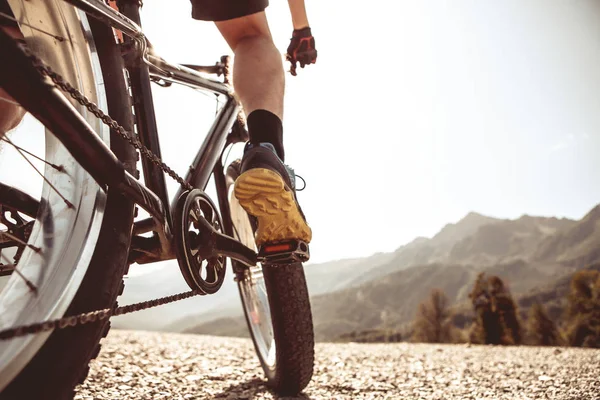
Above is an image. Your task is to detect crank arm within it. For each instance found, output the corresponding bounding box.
[193,216,257,268]
[194,216,309,267]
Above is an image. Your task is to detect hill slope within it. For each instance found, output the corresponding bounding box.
[184,203,600,341]
[355,213,577,286]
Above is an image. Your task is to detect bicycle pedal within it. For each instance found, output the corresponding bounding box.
[257,240,310,264]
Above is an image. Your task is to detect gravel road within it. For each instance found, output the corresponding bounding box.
[75,330,600,400]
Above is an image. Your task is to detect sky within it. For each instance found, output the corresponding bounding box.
[134,0,600,264]
[2,0,600,267]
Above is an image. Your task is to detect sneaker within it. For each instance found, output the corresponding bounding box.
[234,142,312,246]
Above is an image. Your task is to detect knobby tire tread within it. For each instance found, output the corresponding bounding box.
[263,263,315,395]
[0,18,136,400]
[227,161,315,395]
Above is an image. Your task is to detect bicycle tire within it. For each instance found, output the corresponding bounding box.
[226,159,314,395]
[0,3,136,399]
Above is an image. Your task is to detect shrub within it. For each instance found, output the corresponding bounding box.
[565,270,600,348]
[525,302,562,346]
[412,289,454,343]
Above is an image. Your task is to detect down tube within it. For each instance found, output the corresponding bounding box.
[170,96,241,212]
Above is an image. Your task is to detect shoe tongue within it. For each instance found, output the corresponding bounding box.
[245,142,278,157]
[245,142,296,190]
[257,142,278,156]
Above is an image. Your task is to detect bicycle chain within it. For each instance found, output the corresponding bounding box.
[0,290,201,340]
[0,43,210,341]
[28,44,194,191]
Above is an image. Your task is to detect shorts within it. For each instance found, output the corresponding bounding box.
[190,0,269,21]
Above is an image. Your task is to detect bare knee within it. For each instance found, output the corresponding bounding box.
[215,12,273,51]
[0,89,26,137]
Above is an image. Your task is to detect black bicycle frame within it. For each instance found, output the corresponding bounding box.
[0,0,256,267]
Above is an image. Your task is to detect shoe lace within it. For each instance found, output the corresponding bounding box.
[295,174,306,191]
[284,164,306,192]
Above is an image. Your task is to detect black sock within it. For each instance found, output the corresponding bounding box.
[246,110,285,161]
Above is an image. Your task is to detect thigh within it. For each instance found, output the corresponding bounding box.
[215,11,273,50]
[190,0,269,22]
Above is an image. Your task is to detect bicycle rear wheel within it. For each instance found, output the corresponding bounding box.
[226,159,314,395]
[0,1,135,398]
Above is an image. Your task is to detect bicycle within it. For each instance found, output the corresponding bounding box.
[0,0,314,398]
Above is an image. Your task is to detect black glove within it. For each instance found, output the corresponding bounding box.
[286,27,317,76]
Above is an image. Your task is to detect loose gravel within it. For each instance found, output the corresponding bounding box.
[75,330,600,399]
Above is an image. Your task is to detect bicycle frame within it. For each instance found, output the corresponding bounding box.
[0,0,257,267]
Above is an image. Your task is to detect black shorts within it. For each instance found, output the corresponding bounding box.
[190,0,269,21]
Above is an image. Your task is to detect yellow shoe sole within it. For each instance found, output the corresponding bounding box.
[234,168,312,246]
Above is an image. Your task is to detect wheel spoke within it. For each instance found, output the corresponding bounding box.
[0,231,40,253]
[0,252,37,292]
[1,137,64,172]
[1,137,73,209]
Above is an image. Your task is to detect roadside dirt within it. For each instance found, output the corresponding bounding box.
[75,330,600,399]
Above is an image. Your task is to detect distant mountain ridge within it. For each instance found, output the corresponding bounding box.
[349,210,576,287]
[533,204,600,266]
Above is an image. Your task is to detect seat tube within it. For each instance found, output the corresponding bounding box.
[116,0,173,226]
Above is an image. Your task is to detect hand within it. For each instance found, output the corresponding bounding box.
[286,27,317,76]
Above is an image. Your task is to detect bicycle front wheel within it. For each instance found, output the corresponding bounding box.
[0,1,136,398]
[226,159,315,395]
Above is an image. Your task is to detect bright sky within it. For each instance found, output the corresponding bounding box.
[133,0,600,265]
[1,1,598,268]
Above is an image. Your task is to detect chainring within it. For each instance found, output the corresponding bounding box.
[173,189,226,294]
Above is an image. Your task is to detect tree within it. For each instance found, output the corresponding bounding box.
[412,288,453,343]
[469,273,521,345]
[565,269,600,348]
[526,302,561,346]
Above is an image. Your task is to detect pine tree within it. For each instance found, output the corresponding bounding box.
[469,273,521,345]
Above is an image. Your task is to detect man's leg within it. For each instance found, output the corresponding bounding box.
[214,12,311,247]
[215,12,286,160]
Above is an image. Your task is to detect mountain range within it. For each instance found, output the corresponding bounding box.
[114,203,600,341]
